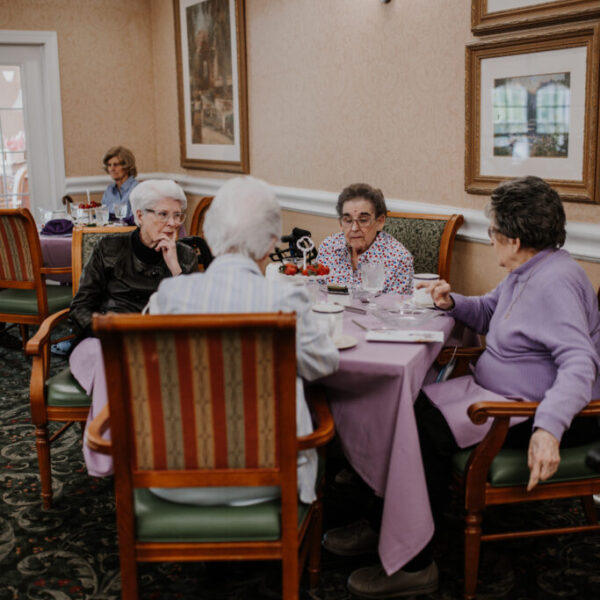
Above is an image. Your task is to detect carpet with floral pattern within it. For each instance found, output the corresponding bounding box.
[1,338,600,599]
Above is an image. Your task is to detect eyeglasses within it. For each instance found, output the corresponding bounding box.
[340,215,375,229]
[144,208,186,225]
[487,226,501,239]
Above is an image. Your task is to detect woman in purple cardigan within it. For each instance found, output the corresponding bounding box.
[330,176,600,599]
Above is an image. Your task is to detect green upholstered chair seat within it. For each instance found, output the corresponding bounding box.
[453,441,600,487]
[134,488,311,542]
[0,285,72,315]
[46,367,91,408]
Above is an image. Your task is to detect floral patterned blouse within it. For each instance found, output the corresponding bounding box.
[317,231,413,294]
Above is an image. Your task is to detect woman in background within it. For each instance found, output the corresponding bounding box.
[101,145,139,219]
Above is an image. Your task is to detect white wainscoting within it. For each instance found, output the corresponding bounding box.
[65,173,600,263]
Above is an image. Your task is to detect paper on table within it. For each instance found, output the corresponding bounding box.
[365,330,444,343]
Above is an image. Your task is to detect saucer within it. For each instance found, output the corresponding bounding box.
[335,335,358,350]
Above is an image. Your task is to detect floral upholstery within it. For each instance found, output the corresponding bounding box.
[383,217,447,275]
[122,329,278,471]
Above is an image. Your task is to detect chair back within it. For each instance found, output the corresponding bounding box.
[71,226,135,294]
[189,196,213,237]
[383,212,463,282]
[93,312,298,493]
[0,208,43,289]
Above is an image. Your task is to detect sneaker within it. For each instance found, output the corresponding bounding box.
[51,339,74,356]
[322,520,379,557]
[347,561,438,598]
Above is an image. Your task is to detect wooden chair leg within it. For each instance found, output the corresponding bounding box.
[464,511,483,600]
[282,551,300,600]
[34,424,53,510]
[581,495,598,524]
[19,324,29,347]
[307,499,323,588]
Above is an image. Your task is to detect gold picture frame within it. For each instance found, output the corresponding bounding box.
[472,0,600,35]
[174,0,249,173]
[465,24,600,203]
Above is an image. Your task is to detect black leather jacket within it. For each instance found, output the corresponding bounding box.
[70,230,198,337]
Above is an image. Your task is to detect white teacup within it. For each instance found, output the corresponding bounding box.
[312,303,344,340]
[412,273,439,307]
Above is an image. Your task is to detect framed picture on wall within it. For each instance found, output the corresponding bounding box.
[465,24,600,203]
[472,0,600,35]
[174,0,249,173]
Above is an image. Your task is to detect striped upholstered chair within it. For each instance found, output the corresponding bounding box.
[0,208,72,349]
[87,312,334,600]
[26,225,134,509]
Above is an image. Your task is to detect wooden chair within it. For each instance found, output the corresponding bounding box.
[188,196,213,237]
[384,212,464,282]
[436,347,600,599]
[0,208,72,349]
[26,225,134,509]
[86,312,335,600]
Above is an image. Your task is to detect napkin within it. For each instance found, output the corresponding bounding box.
[365,330,444,343]
[41,219,73,236]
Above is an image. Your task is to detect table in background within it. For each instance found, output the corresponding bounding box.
[320,299,462,575]
[40,234,72,284]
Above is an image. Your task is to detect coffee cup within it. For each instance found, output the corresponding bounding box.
[312,303,344,340]
[412,273,439,307]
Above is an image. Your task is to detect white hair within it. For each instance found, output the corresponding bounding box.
[204,176,281,259]
[129,179,187,226]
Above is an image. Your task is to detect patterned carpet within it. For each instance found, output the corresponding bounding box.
[1,336,600,599]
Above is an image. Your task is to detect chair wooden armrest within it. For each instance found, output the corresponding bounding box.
[40,266,72,275]
[25,308,71,357]
[298,387,335,451]
[436,345,485,365]
[85,404,112,454]
[468,399,600,425]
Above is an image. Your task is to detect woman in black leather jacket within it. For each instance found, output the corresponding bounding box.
[69,179,198,340]
[70,179,199,477]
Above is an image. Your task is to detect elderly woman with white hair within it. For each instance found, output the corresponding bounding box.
[146,175,340,506]
[69,179,198,476]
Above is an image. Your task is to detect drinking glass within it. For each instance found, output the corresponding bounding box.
[359,262,385,309]
[95,205,110,226]
[114,202,128,226]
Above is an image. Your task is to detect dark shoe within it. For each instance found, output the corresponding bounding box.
[323,520,379,557]
[347,561,438,598]
[0,331,23,350]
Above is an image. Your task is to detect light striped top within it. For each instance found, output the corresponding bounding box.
[147,253,340,504]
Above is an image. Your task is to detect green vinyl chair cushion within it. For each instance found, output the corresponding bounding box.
[453,441,600,487]
[46,367,91,408]
[134,488,311,542]
[0,285,72,315]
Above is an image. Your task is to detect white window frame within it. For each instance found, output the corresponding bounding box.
[0,30,65,210]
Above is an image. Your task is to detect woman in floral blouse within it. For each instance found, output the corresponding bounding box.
[318,183,413,293]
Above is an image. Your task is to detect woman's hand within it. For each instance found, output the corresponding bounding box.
[154,232,182,276]
[527,428,560,491]
[416,279,454,310]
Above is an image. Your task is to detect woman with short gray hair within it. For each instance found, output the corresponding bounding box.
[337,176,600,598]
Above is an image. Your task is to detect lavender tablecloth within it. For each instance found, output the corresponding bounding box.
[320,299,456,575]
[39,234,72,283]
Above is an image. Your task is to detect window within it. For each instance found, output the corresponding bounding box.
[0,31,65,216]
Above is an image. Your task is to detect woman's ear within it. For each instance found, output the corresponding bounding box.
[375,214,386,232]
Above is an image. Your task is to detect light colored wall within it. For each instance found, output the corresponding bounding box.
[5,0,600,293]
[3,0,157,178]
